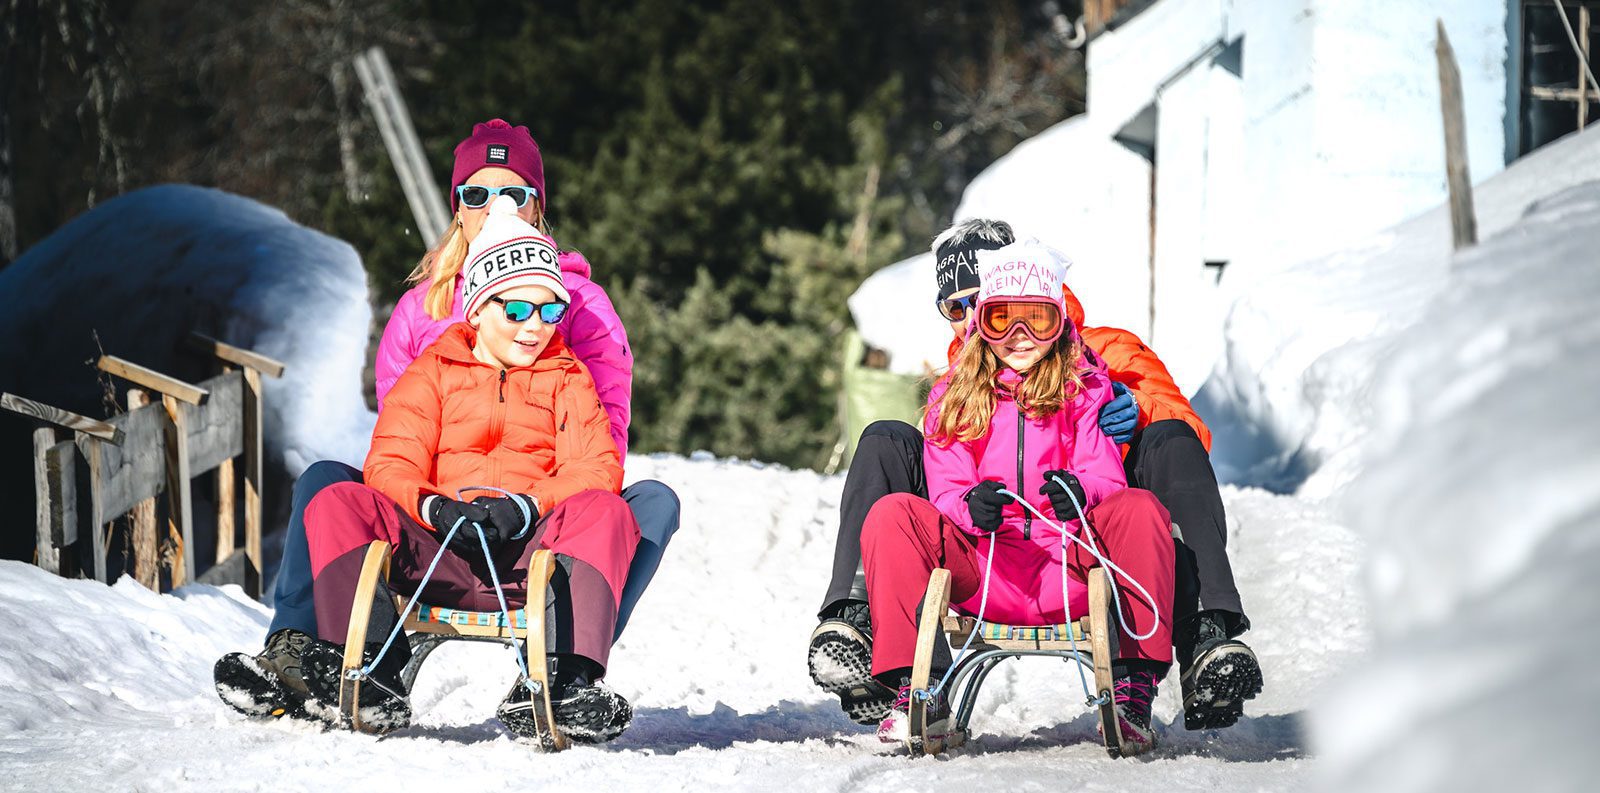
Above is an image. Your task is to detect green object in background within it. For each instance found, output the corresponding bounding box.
[839,330,928,468]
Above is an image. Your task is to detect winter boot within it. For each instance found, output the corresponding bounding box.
[213,628,315,720]
[808,600,895,725]
[1176,611,1263,730]
[1108,669,1161,756]
[875,675,952,745]
[498,655,632,745]
[300,638,412,733]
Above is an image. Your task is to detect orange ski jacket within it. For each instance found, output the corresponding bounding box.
[946,285,1211,452]
[365,322,623,527]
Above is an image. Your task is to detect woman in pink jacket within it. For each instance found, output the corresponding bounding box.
[214,120,679,725]
[858,240,1174,754]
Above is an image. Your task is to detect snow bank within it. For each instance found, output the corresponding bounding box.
[847,253,952,376]
[0,452,1360,790]
[1311,181,1600,791]
[0,185,376,559]
[1197,124,1600,494]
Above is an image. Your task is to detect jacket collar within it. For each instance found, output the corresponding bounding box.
[429,321,575,371]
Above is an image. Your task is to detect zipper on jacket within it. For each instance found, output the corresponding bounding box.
[498,369,507,402]
[1018,406,1031,540]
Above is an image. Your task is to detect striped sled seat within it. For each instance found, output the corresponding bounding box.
[904,566,1128,757]
[337,540,569,750]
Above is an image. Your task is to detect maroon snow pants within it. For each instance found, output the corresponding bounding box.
[860,489,1175,677]
[305,484,640,670]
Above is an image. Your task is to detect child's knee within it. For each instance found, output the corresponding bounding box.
[306,481,384,526]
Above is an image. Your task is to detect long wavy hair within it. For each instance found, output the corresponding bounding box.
[405,206,553,320]
[925,330,1091,444]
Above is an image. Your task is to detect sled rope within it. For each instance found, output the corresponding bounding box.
[1012,476,1162,641]
[357,486,537,696]
[921,532,996,702]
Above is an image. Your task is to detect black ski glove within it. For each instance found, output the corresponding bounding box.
[1039,469,1088,521]
[964,480,1011,533]
[471,494,540,542]
[423,496,500,554]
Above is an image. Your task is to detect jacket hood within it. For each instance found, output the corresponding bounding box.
[558,249,592,280]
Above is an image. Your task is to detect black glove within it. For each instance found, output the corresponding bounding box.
[1039,469,1088,521]
[423,496,499,553]
[964,480,1010,533]
[471,494,540,542]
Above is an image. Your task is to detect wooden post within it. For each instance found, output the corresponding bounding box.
[79,436,108,583]
[1436,20,1477,251]
[126,389,160,590]
[32,428,60,574]
[215,367,237,565]
[242,367,264,598]
[354,47,449,246]
[162,395,195,587]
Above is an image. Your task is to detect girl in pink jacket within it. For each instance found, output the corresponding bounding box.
[858,240,1175,753]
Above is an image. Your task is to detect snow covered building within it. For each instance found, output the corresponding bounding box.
[852,0,1596,395]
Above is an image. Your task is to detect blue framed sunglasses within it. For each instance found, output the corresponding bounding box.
[936,293,978,322]
[456,184,540,208]
[489,295,568,324]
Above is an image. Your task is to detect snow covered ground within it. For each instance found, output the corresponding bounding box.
[0,453,1359,792]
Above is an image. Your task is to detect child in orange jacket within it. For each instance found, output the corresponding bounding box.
[298,196,640,743]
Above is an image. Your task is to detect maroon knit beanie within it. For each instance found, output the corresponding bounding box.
[450,119,545,211]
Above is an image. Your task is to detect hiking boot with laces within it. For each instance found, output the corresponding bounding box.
[300,638,412,733]
[498,678,633,745]
[875,677,952,744]
[1109,670,1160,756]
[213,628,315,720]
[1176,611,1263,730]
[808,600,895,725]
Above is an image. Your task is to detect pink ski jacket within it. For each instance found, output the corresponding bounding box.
[374,250,633,463]
[922,339,1128,624]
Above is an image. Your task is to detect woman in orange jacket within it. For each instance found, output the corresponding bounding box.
[297,196,640,743]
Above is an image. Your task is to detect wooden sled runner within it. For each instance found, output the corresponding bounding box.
[905,566,1131,757]
[340,541,567,751]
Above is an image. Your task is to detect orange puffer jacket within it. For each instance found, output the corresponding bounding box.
[946,285,1211,452]
[365,322,622,528]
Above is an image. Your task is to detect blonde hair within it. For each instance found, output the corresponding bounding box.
[406,207,553,320]
[925,332,1091,444]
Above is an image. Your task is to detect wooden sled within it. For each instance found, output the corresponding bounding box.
[340,541,567,751]
[906,567,1128,757]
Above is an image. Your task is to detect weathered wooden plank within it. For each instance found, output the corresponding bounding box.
[33,429,60,575]
[243,367,264,598]
[80,437,108,583]
[97,355,209,405]
[217,457,236,565]
[185,372,244,475]
[162,395,195,586]
[44,440,77,549]
[80,404,167,521]
[187,333,287,379]
[4,393,123,444]
[1436,21,1477,251]
[126,389,160,590]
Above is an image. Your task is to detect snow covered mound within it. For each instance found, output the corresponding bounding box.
[0,184,376,478]
[0,452,1359,791]
[1196,125,1600,494]
[1312,181,1600,791]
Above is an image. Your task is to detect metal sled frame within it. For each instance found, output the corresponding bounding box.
[339,541,567,750]
[906,567,1126,757]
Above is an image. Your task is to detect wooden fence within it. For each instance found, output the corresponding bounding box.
[4,333,284,597]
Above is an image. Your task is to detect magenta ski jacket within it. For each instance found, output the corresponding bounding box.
[374,249,633,463]
[922,340,1127,622]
